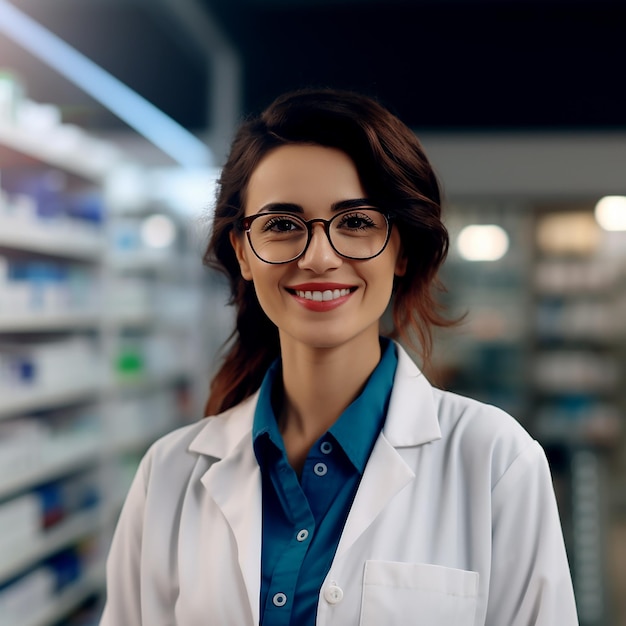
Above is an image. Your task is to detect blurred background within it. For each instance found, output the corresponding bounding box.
[0,0,624,623]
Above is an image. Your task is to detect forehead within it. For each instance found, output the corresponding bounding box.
[245,144,366,214]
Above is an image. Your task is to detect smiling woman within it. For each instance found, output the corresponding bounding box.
[228,143,405,362]
[206,90,448,414]
[100,89,578,626]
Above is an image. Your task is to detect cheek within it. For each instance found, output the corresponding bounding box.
[248,265,285,312]
[373,256,402,309]
[380,265,398,302]
[362,259,398,312]
[382,245,404,284]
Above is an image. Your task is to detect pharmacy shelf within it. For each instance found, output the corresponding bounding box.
[109,425,172,456]
[109,252,173,274]
[0,313,100,333]
[110,252,200,278]
[107,311,154,328]
[529,209,626,626]
[113,369,194,393]
[0,509,102,584]
[22,564,105,626]
[0,221,105,261]
[110,314,206,336]
[533,261,620,296]
[0,437,102,500]
[0,370,194,422]
[1,94,209,625]
[0,122,111,183]
[0,383,104,421]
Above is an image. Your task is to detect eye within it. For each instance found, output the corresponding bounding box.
[261,215,304,233]
[337,211,377,231]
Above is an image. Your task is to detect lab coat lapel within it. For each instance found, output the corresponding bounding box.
[190,394,262,625]
[335,343,442,558]
[335,432,415,558]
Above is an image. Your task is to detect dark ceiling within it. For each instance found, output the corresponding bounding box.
[206,0,626,131]
[2,0,625,141]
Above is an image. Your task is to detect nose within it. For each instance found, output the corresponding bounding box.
[297,222,343,273]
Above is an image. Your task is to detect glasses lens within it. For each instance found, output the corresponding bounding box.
[248,214,308,263]
[247,209,389,263]
[329,209,389,259]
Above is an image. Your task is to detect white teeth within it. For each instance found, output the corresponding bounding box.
[295,288,351,301]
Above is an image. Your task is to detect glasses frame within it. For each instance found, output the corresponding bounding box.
[238,208,394,265]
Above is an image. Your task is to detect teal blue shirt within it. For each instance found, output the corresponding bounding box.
[252,338,398,625]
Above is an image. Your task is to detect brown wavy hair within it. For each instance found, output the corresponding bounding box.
[203,88,452,415]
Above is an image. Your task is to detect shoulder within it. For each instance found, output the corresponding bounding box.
[138,393,258,481]
[432,387,539,488]
[433,387,530,446]
[391,341,534,462]
[136,420,210,483]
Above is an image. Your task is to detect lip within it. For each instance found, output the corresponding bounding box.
[285,282,357,312]
[287,282,355,291]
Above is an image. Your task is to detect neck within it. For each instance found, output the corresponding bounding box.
[275,331,382,471]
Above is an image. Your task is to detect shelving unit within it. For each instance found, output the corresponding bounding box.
[0,436,101,500]
[0,223,105,260]
[22,565,105,626]
[0,313,100,333]
[0,509,102,585]
[0,116,112,624]
[0,386,104,422]
[0,121,118,183]
[528,204,626,626]
[436,199,626,625]
[0,105,208,625]
[434,202,533,422]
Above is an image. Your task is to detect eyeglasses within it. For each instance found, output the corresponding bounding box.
[239,208,393,264]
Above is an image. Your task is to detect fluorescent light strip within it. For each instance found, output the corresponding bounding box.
[0,0,213,168]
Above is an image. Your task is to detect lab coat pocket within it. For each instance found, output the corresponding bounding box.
[360,561,479,626]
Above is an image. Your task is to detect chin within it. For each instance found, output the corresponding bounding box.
[279,323,380,352]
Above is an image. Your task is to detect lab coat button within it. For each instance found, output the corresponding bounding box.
[314,462,328,476]
[296,529,309,541]
[324,584,344,604]
[272,592,287,607]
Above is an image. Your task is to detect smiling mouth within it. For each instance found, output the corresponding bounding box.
[288,287,356,302]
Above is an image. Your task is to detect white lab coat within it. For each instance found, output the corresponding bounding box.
[100,344,578,626]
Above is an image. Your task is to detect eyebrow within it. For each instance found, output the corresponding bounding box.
[255,198,373,214]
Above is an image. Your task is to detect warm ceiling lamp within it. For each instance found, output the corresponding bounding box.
[457,224,510,262]
[595,196,626,231]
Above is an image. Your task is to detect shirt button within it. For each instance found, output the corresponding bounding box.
[314,462,328,476]
[320,441,333,454]
[272,592,287,607]
[296,529,309,542]
[324,583,344,605]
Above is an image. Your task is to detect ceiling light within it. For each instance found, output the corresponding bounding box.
[457,224,510,262]
[594,196,626,231]
[141,214,176,249]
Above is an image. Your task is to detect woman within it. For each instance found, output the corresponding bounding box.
[100,89,578,625]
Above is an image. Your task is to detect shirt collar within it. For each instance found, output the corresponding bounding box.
[330,338,397,472]
[252,358,285,466]
[252,338,398,474]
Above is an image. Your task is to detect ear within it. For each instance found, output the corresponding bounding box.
[394,249,408,277]
[229,230,254,281]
